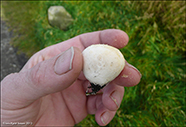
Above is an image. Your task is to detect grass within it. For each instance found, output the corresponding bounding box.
[1,1,186,126]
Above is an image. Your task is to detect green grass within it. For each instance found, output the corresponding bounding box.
[2,1,186,126]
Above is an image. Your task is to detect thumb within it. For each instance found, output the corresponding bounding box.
[1,47,83,107]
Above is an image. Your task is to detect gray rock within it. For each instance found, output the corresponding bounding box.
[48,6,74,30]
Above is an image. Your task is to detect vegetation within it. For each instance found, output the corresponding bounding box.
[2,1,185,126]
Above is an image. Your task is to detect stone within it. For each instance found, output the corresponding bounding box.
[48,6,74,30]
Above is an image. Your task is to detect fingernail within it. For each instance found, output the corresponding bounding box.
[54,47,74,75]
[126,62,142,78]
[101,111,110,125]
[110,91,120,108]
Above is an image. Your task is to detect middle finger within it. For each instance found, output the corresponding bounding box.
[102,82,124,111]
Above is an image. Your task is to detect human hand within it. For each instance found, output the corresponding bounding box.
[1,29,141,126]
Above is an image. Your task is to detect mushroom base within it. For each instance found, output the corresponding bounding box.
[86,83,106,96]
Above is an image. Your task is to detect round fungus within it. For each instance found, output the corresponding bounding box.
[83,44,125,95]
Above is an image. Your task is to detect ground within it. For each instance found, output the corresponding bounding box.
[1,20,28,81]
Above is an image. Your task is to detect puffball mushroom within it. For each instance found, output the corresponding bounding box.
[83,44,125,95]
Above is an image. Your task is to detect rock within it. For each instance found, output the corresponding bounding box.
[48,6,74,30]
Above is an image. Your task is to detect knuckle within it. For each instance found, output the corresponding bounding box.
[30,63,44,86]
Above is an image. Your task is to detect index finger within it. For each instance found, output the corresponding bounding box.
[22,29,129,70]
[54,29,129,52]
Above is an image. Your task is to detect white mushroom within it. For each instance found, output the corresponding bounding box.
[83,44,125,95]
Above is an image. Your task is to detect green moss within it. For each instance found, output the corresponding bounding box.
[2,1,186,126]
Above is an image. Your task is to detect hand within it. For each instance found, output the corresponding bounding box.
[1,29,141,126]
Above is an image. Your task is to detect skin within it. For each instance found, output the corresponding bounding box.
[1,29,141,126]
